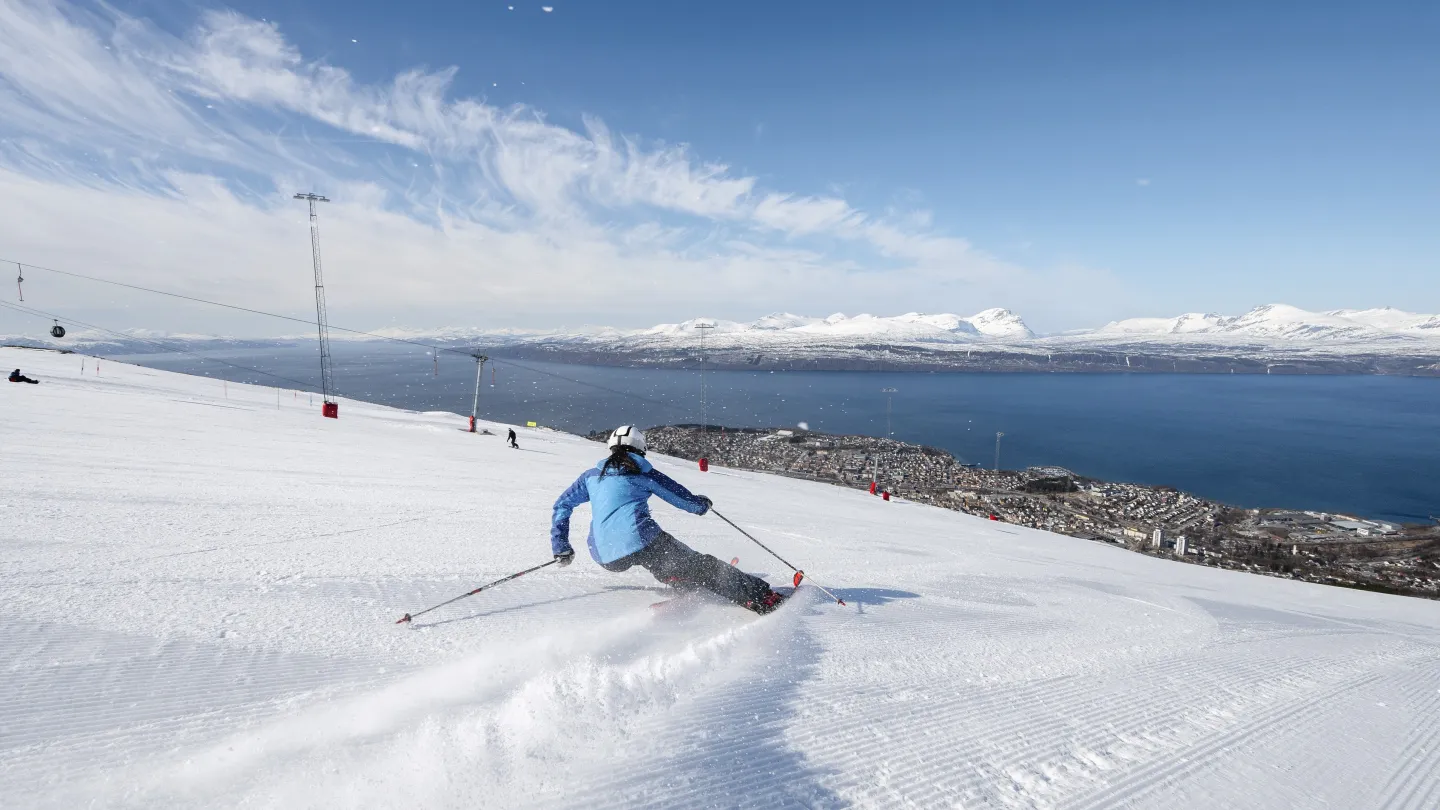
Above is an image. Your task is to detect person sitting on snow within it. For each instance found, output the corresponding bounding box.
[549,425,787,614]
[8,368,38,384]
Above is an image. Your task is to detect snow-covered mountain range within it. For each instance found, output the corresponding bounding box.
[362,304,1436,348]
[1092,304,1440,342]
[6,304,1439,375]
[485,304,1440,375]
[637,308,1035,340]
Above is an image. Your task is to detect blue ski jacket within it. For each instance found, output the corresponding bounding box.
[551,452,710,564]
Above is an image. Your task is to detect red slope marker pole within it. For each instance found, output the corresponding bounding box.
[395,558,558,624]
[710,509,846,606]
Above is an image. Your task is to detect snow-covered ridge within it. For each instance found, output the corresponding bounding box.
[1093,304,1440,341]
[639,308,1035,340]
[519,303,1440,374]
[361,304,1435,347]
[7,304,1437,351]
[5,305,1438,375]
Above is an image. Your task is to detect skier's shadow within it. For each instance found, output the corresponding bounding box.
[830,587,919,607]
[827,587,920,615]
[412,585,661,628]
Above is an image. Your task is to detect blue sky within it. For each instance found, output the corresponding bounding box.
[0,0,1436,335]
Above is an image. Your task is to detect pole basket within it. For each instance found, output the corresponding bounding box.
[323,402,339,419]
[469,416,477,433]
[698,458,709,472]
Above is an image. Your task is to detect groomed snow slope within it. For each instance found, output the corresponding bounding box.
[3,346,1440,810]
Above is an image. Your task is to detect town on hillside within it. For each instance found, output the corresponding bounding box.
[604,424,1440,600]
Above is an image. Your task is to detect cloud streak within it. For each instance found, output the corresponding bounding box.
[0,0,1107,334]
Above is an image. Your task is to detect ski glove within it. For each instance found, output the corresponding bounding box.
[697,495,713,514]
[554,551,575,567]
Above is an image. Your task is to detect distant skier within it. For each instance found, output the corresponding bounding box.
[550,425,787,614]
[507,428,519,449]
[8,369,38,384]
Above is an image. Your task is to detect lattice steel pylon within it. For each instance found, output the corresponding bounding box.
[294,193,337,418]
[469,353,488,433]
[694,321,714,453]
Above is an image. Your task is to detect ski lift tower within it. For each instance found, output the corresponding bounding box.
[295,193,337,418]
[995,432,1005,471]
[695,321,714,452]
[469,353,489,433]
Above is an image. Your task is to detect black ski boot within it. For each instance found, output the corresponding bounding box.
[745,590,788,615]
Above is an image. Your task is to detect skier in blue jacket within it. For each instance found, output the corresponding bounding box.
[550,425,787,614]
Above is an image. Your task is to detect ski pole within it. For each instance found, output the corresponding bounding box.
[395,559,558,624]
[711,509,846,606]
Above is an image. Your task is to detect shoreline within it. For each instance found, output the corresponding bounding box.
[8,338,1440,377]
[625,424,1440,601]
[13,343,1435,524]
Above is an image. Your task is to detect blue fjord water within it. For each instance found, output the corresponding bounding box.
[115,343,1440,524]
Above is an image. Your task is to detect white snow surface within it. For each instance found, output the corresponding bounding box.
[4,345,1440,809]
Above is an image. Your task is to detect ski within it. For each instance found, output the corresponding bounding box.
[649,585,795,616]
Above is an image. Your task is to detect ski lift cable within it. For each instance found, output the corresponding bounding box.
[486,357,688,413]
[0,299,324,393]
[0,299,329,394]
[0,255,690,414]
[7,255,511,356]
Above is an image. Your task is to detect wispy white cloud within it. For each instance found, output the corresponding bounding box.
[0,0,1111,334]
[752,194,863,236]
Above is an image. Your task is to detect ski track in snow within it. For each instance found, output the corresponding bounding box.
[3,346,1440,809]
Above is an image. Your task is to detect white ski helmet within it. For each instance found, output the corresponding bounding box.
[607,425,647,454]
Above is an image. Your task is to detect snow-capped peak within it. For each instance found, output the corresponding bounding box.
[965,308,1035,338]
[1092,304,1433,342]
[1223,304,1382,340]
[1323,307,1435,332]
[639,318,748,336]
[1096,313,1229,336]
[624,310,1036,343]
[1170,313,1229,333]
[749,313,824,330]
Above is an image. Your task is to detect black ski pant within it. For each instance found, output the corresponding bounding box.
[602,531,772,606]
